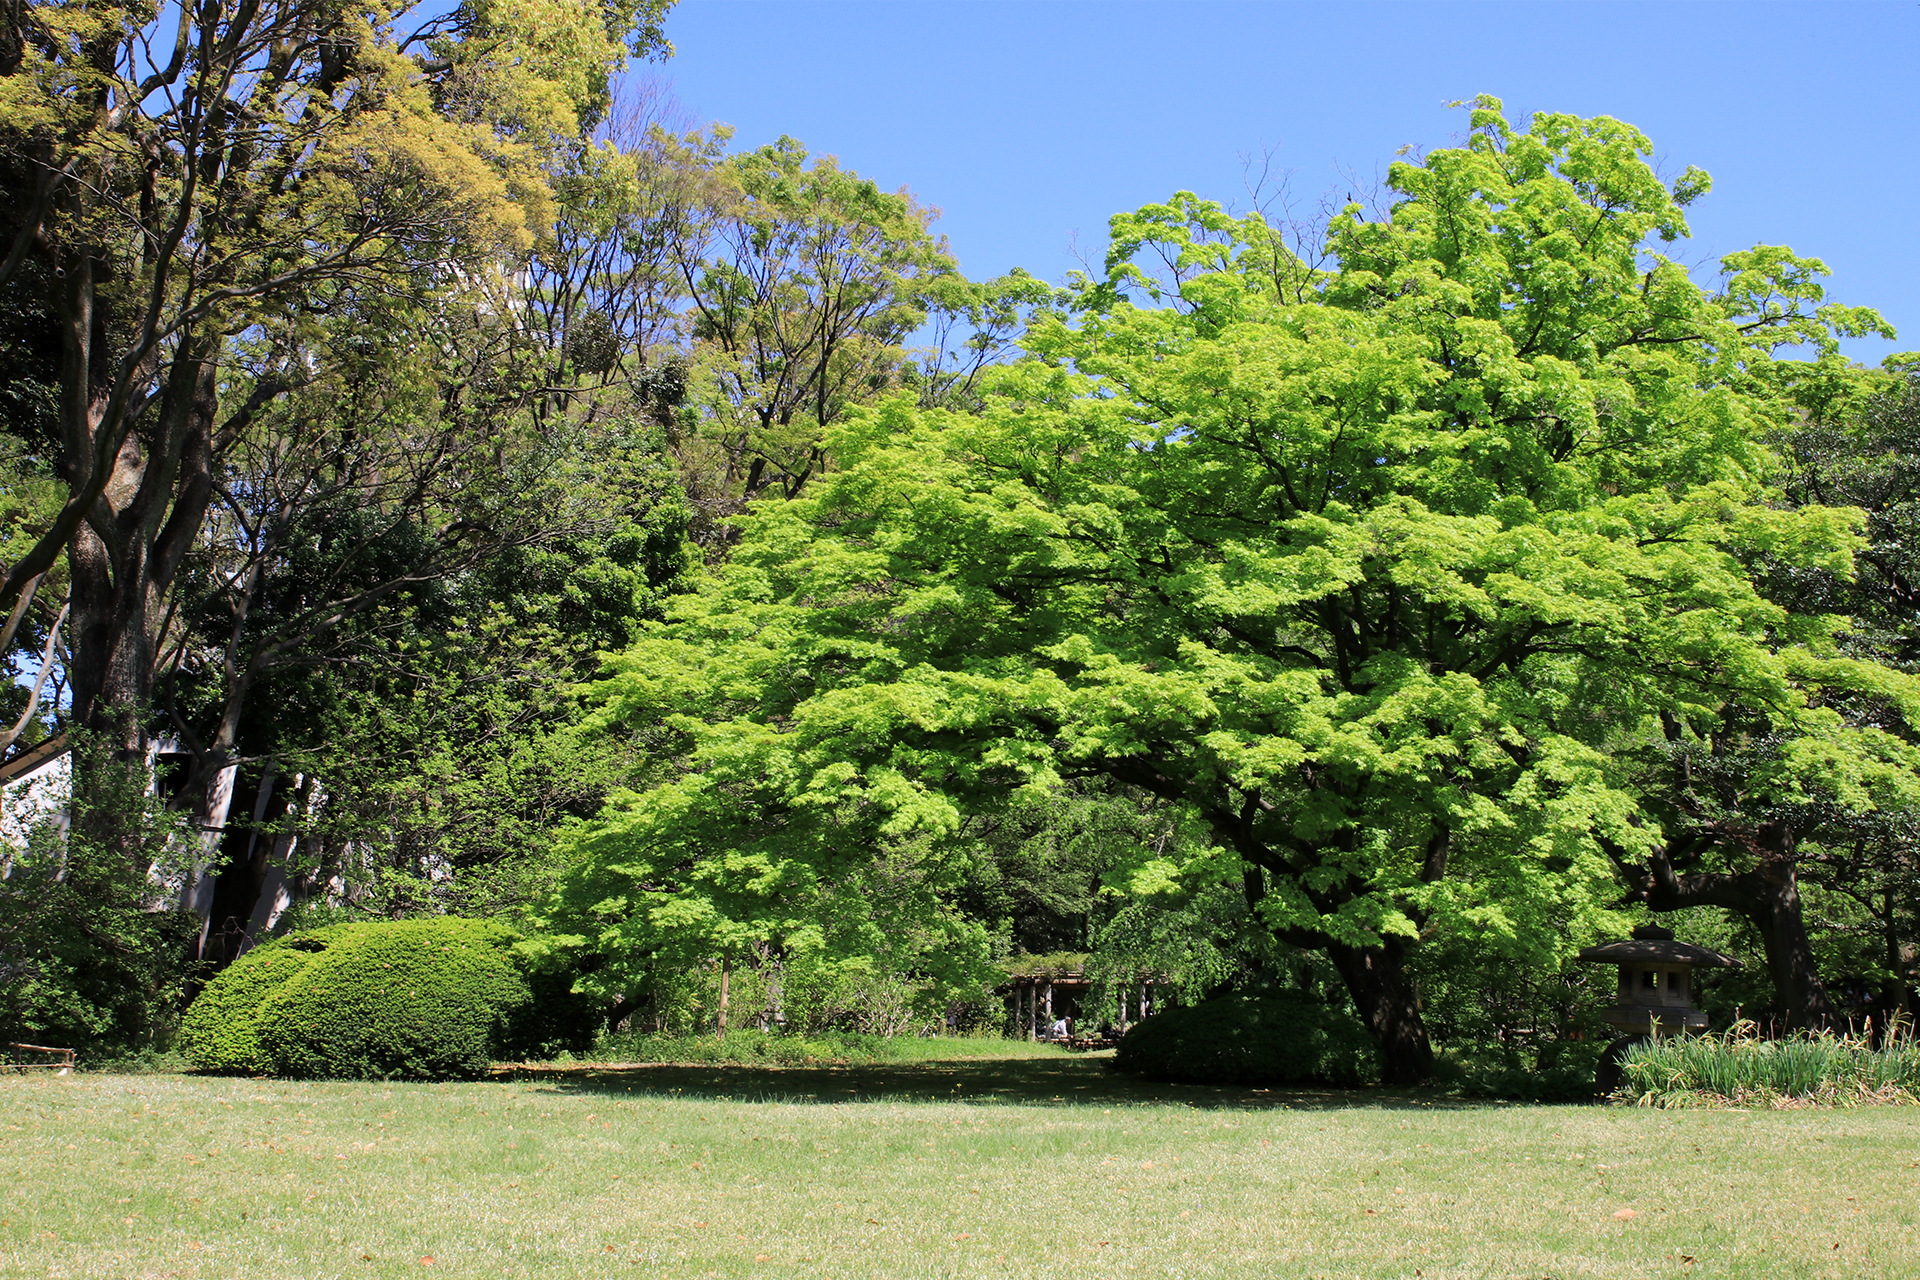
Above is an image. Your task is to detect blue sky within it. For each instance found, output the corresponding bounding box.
[648,0,1918,365]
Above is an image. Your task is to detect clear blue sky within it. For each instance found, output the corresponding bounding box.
[648,0,1918,365]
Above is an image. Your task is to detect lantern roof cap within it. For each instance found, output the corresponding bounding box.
[1577,925,1741,969]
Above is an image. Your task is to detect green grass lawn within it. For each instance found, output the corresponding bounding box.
[4,1047,1919,1280]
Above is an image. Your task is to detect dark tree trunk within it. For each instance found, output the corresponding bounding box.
[1241,856,1435,1083]
[1875,892,1916,1041]
[60,318,219,860]
[1624,823,1837,1031]
[1325,936,1434,1085]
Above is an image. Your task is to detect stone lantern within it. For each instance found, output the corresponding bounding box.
[1578,924,1740,1090]
[1578,924,1740,1034]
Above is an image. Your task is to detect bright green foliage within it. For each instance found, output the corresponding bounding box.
[177,943,321,1074]
[546,99,1909,1081]
[1112,996,1380,1086]
[534,806,994,1035]
[962,781,1193,957]
[183,918,579,1079]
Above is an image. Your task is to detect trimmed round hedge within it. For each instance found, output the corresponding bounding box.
[183,918,595,1080]
[177,940,323,1074]
[1112,995,1381,1087]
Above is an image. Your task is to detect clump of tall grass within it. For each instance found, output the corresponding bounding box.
[1617,1023,1920,1108]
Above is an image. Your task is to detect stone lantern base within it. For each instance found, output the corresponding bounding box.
[1599,1005,1710,1035]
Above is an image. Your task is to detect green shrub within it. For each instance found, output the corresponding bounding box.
[1617,1028,1920,1107]
[1442,1038,1606,1102]
[183,917,598,1080]
[1452,1057,1600,1102]
[178,940,322,1073]
[1111,995,1381,1087]
[1,740,197,1059]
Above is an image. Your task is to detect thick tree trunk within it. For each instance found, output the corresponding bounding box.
[1627,824,1837,1031]
[1749,853,1834,1032]
[1325,936,1434,1085]
[61,325,219,861]
[1239,855,1436,1083]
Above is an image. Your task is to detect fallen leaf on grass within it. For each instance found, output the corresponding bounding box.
[419,1257,434,1266]
[1613,1209,1637,1221]
[754,1254,769,1262]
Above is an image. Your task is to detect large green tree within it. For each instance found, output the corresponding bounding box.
[547,99,1911,1081]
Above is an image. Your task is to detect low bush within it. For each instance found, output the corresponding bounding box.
[1451,1057,1599,1103]
[1442,1038,1605,1102]
[178,941,323,1074]
[255,919,528,1080]
[183,918,597,1080]
[1111,995,1380,1087]
[1617,1028,1920,1107]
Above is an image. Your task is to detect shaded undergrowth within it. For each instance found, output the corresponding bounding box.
[493,1048,1475,1110]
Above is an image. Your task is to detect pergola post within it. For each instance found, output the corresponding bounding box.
[1044,981,1054,1036]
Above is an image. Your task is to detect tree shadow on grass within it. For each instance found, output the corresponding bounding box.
[489,1053,1491,1111]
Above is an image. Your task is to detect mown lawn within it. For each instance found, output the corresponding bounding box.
[4,1048,1919,1279]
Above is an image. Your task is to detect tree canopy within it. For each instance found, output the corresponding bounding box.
[543,99,1908,1079]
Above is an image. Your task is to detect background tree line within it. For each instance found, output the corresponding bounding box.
[2,7,1915,1086]
[0,0,1047,1050]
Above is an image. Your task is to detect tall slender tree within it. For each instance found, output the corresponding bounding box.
[0,0,669,846]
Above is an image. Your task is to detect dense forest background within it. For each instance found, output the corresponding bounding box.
[3,0,1917,1084]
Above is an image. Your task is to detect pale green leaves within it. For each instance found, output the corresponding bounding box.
[548,101,1902,980]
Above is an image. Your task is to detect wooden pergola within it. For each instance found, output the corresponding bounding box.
[1001,966,1160,1043]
